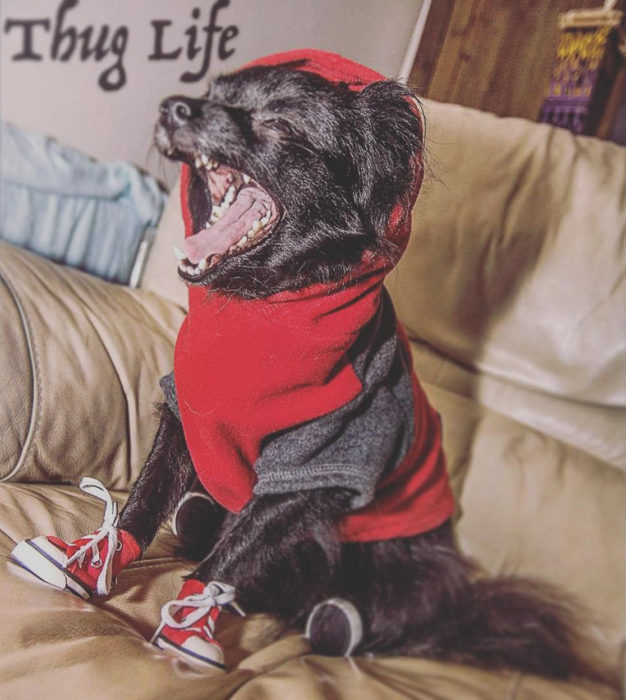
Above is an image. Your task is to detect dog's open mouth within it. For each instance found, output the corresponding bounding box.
[176,155,280,281]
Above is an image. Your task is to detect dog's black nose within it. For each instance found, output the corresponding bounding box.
[160,96,203,128]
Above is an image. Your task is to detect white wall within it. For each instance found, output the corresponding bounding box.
[0,0,429,186]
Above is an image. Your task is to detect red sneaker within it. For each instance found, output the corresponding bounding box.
[152,579,244,672]
[10,477,141,598]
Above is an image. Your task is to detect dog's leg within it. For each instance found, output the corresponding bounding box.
[190,488,353,622]
[149,488,351,670]
[9,403,209,598]
[118,403,223,553]
[334,522,466,653]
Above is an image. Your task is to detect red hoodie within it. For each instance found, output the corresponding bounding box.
[169,49,455,543]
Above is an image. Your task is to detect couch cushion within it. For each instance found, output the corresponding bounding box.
[0,242,184,488]
[387,99,626,408]
[410,339,626,471]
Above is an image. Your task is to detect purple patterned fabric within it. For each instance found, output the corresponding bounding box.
[539,26,613,135]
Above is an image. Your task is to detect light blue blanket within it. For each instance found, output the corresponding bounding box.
[0,122,167,285]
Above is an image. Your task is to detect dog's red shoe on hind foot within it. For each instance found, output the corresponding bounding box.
[10,477,141,599]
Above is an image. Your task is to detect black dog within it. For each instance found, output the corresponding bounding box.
[111,50,614,682]
[15,50,606,682]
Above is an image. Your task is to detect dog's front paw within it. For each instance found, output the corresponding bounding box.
[9,477,141,598]
[11,535,92,599]
[151,579,244,672]
[10,527,141,599]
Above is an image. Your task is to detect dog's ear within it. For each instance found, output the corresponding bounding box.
[352,81,424,238]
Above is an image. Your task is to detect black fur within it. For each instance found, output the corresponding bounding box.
[118,403,196,551]
[118,62,613,686]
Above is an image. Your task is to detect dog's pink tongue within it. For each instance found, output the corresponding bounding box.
[183,189,265,264]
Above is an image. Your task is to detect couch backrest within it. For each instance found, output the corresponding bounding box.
[387,99,626,408]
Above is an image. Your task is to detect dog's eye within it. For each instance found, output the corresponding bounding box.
[263,118,295,136]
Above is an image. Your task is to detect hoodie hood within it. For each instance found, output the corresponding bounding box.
[179,48,423,286]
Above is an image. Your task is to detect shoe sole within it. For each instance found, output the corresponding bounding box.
[171,491,214,537]
[10,539,92,600]
[153,633,226,672]
[306,597,363,657]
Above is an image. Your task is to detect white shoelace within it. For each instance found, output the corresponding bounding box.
[151,581,245,643]
[66,477,119,595]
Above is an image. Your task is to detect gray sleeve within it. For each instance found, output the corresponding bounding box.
[159,371,180,420]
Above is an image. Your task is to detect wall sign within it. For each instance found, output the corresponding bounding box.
[0,0,430,181]
[4,0,240,91]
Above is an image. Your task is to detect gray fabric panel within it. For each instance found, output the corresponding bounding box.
[253,289,415,509]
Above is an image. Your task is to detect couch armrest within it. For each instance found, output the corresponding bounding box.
[0,241,185,488]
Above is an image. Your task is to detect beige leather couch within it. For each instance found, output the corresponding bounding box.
[1,99,624,699]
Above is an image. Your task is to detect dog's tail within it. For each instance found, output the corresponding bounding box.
[413,575,614,685]
[348,529,616,687]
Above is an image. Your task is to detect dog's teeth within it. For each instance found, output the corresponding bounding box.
[260,210,271,225]
[242,174,251,184]
[245,218,264,239]
[173,245,186,260]
[197,258,207,271]
[200,154,209,166]
[194,156,202,169]
[224,185,236,204]
[213,196,232,216]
